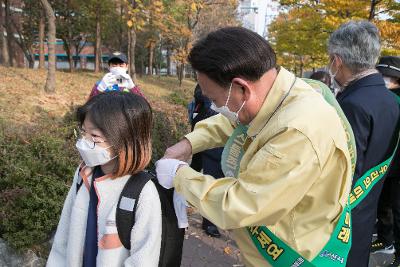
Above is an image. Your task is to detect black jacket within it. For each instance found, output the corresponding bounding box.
[337,73,400,184]
[189,85,224,178]
[388,88,400,178]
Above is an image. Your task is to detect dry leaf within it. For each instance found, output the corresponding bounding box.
[224,246,232,255]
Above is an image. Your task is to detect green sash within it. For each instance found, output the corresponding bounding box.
[222,124,351,267]
[348,92,400,209]
[221,80,399,266]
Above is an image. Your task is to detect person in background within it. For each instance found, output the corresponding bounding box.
[310,70,331,88]
[188,84,223,238]
[89,51,144,99]
[372,56,400,266]
[328,21,400,267]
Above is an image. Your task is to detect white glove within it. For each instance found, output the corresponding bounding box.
[173,191,188,228]
[121,74,135,89]
[155,158,188,189]
[97,73,117,92]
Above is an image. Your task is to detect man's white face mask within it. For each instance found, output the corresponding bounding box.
[210,82,246,124]
[110,66,128,78]
[327,57,342,93]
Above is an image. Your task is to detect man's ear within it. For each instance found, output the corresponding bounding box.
[232,77,251,101]
[333,55,343,69]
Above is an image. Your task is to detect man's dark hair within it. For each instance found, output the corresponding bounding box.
[77,91,153,177]
[188,27,276,88]
[108,58,125,65]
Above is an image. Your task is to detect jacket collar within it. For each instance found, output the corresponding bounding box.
[336,73,385,100]
[79,164,112,191]
[247,67,296,138]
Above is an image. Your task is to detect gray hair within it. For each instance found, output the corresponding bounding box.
[328,20,381,73]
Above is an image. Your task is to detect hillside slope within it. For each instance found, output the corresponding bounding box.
[0,66,195,125]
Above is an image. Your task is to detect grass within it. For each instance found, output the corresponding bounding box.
[0,66,195,126]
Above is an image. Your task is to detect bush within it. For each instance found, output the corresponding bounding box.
[168,92,188,107]
[0,116,78,253]
[150,110,189,168]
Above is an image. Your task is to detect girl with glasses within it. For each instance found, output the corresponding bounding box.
[47,91,161,267]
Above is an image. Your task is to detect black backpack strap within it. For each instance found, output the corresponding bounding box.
[76,179,83,194]
[116,171,152,250]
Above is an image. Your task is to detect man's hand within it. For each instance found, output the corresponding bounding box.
[155,159,188,189]
[98,73,117,92]
[163,138,193,162]
[122,73,135,89]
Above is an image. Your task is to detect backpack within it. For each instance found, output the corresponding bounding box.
[76,170,185,267]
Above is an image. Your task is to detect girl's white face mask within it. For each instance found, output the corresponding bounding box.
[75,138,115,167]
[210,82,246,124]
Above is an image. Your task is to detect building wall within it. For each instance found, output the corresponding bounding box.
[238,0,279,38]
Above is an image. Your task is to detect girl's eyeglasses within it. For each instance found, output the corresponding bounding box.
[74,128,106,149]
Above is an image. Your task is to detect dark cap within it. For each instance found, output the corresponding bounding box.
[376,56,400,79]
[108,51,128,64]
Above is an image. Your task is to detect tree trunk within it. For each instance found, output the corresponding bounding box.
[166,46,171,76]
[140,57,144,77]
[119,4,124,52]
[298,56,303,78]
[128,27,137,82]
[178,62,184,86]
[62,38,74,72]
[147,41,155,75]
[94,4,101,73]
[40,0,56,93]
[158,40,162,77]
[38,10,45,69]
[0,0,8,66]
[369,0,378,21]
[68,50,74,72]
[26,50,34,68]
[4,0,13,67]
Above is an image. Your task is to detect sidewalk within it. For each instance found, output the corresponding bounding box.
[181,212,395,267]
[181,212,243,267]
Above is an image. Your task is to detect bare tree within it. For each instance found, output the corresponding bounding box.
[4,0,13,66]
[94,0,101,73]
[38,9,45,69]
[369,0,382,20]
[40,0,56,93]
[127,0,137,81]
[0,0,9,66]
[128,27,137,81]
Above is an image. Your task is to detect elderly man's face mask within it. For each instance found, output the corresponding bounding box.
[327,57,343,93]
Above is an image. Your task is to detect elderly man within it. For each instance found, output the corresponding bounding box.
[156,27,353,266]
[372,56,400,265]
[328,21,400,266]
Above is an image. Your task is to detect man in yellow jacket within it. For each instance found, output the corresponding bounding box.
[156,27,353,266]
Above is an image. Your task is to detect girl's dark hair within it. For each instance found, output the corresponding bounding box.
[77,91,152,178]
[188,27,276,88]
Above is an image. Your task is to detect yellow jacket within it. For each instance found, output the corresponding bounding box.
[174,67,352,266]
